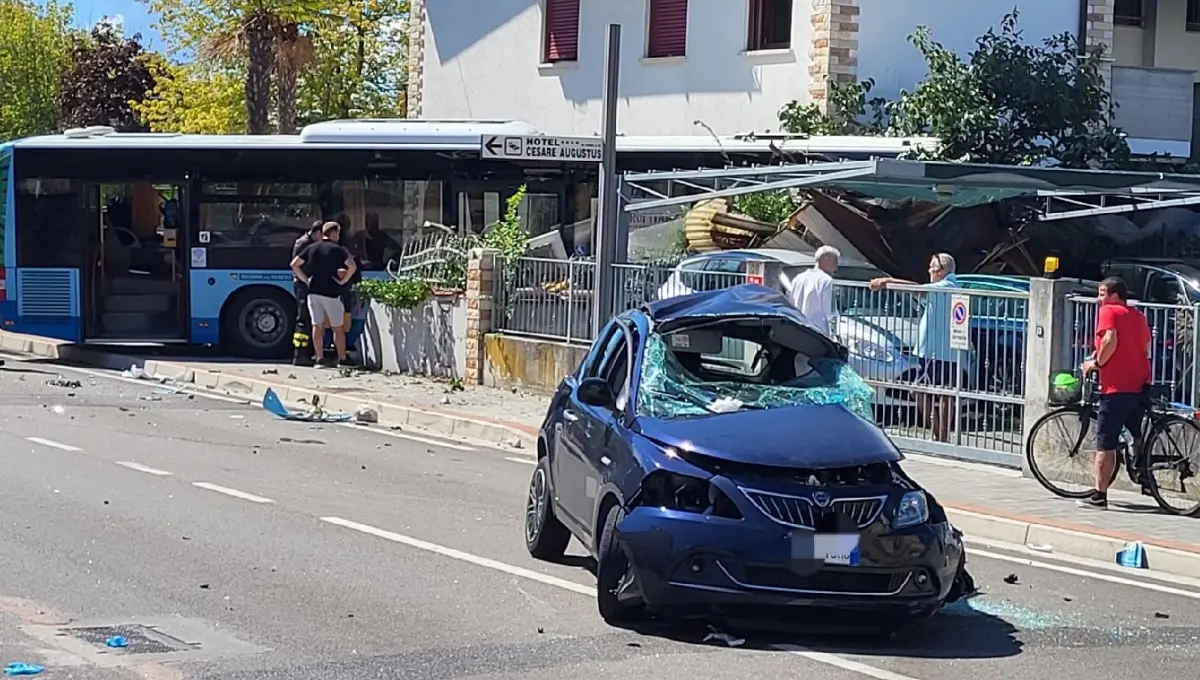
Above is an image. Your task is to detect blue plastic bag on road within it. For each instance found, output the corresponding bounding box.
[105,635,128,648]
[4,662,44,676]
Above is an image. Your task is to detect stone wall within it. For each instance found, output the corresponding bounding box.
[405,0,426,118]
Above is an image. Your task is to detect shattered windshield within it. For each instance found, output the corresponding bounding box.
[636,320,874,421]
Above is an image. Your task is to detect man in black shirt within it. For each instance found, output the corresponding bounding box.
[290,221,323,366]
[291,222,357,367]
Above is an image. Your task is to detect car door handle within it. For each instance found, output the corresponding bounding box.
[563,410,579,422]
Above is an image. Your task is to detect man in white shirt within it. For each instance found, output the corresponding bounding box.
[788,245,839,334]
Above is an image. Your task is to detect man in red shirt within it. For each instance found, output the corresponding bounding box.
[1077,276,1152,509]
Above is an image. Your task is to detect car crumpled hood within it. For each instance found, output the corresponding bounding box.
[633,404,902,469]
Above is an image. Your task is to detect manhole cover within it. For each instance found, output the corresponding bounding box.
[66,624,193,654]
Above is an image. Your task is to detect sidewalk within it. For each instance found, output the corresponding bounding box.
[5,329,1200,579]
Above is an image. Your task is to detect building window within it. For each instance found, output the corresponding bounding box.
[1114,0,1143,27]
[748,0,793,51]
[1188,0,1200,31]
[543,0,580,62]
[647,0,689,58]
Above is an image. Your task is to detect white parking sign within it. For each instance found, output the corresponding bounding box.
[949,294,970,350]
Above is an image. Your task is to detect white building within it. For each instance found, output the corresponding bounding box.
[405,0,1198,158]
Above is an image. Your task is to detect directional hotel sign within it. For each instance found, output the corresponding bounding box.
[480,134,602,162]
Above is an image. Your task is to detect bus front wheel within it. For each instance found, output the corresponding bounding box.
[224,287,296,359]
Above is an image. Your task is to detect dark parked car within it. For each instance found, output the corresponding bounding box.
[523,284,974,627]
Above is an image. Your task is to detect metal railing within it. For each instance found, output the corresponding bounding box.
[492,257,596,343]
[832,281,1030,467]
[1067,296,1200,405]
[389,223,472,286]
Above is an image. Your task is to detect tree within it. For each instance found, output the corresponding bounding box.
[0,0,72,141]
[780,10,1130,170]
[132,59,246,133]
[59,26,163,131]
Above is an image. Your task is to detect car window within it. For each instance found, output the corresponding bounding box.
[707,258,745,274]
[677,260,706,291]
[584,324,623,378]
[598,328,631,411]
[1145,271,1182,304]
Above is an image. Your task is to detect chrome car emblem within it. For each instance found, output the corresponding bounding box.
[812,491,831,507]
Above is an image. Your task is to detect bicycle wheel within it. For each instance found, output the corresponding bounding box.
[1145,415,1200,516]
[1026,406,1118,498]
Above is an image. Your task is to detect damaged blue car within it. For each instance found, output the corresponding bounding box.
[524,284,973,627]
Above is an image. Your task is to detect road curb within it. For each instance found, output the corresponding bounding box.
[139,359,539,450]
[945,506,1200,578]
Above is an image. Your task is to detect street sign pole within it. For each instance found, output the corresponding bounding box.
[592,23,621,337]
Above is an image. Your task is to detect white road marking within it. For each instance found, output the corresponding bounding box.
[965,535,1200,590]
[114,461,172,476]
[26,436,81,451]
[192,482,274,504]
[320,516,926,680]
[968,546,1200,600]
[320,516,596,596]
[773,646,921,680]
[505,456,536,466]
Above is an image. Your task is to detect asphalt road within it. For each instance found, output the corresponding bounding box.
[1,354,1199,680]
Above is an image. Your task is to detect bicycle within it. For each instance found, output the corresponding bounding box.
[1025,371,1200,516]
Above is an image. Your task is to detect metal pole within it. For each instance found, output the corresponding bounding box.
[592,23,620,337]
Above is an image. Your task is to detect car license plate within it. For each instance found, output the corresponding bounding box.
[792,532,861,566]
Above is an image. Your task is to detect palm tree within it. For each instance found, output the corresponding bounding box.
[274,21,314,134]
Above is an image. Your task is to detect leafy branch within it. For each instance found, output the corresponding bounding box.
[359,278,430,310]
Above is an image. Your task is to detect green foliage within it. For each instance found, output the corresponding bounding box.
[732,190,795,225]
[778,10,1130,170]
[0,0,72,141]
[482,185,529,261]
[358,278,430,310]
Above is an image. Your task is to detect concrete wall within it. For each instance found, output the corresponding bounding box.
[482,333,588,393]
[1113,0,1200,78]
[361,294,467,379]
[856,0,1077,101]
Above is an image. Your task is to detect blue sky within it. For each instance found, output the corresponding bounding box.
[48,0,167,50]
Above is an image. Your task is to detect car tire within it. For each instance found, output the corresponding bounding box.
[596,504,645,625]
[525,457,572,561]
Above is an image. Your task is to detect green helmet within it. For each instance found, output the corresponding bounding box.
[1052,372,1079,389]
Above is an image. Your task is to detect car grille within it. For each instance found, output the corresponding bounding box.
[739,489,887,529]
[738,565,909,595]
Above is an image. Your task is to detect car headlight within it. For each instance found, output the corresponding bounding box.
[848,338,896,363]
[894,490,929,528]
[638,471,742,519]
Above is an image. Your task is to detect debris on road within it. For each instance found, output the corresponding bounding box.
[1154,611,1170,619]
[703,626,745,647]
[45,378,81,388]
[278,437,326,445]
[121,365,147,379]
[1117,541,1148,569]
[4,663,43,676]
[1003,573,1019,584]
[105,636,128,648]
[354,405,378,423]
[262,388,350,422]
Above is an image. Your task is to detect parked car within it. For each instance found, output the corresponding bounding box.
[654,249,922,408]
[523,284,974,627]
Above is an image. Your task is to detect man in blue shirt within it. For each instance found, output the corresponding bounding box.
[870,253,961,442]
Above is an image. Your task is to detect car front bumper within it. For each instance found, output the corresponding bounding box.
[615,506,963,621]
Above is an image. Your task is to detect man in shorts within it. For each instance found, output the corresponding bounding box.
[870,253,961,442]
[290,222,357,368]
[1077,276,1152,509]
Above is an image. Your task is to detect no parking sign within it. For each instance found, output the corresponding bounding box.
[949,294,970,350]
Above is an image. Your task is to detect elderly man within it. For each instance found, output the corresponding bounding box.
[870,253,960,442]
[789,245,839,335]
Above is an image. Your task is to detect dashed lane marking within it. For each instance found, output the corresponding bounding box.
[114,461,173,476]
[505,457,536,466]
[192,482,274,504]
[26,437,81,452]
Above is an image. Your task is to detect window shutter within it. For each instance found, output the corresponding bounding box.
[544,0,581,62]
[647,0,689,58]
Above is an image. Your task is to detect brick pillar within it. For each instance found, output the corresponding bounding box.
[405,0,426,118]
[809,0,861,113]
[465,248,499,384]
[1084,0,1115,84]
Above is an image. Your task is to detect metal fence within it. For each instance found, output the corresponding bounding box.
[831,282,1029,467]
[492,257,597,343]
[1067,296,1199,405]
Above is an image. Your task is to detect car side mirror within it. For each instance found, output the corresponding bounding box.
[577,377,615,407]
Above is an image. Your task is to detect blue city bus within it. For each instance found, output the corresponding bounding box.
[0,120,925,358]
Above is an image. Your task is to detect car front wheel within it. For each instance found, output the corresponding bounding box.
[524,456,571,561]
[596,504,645,624]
